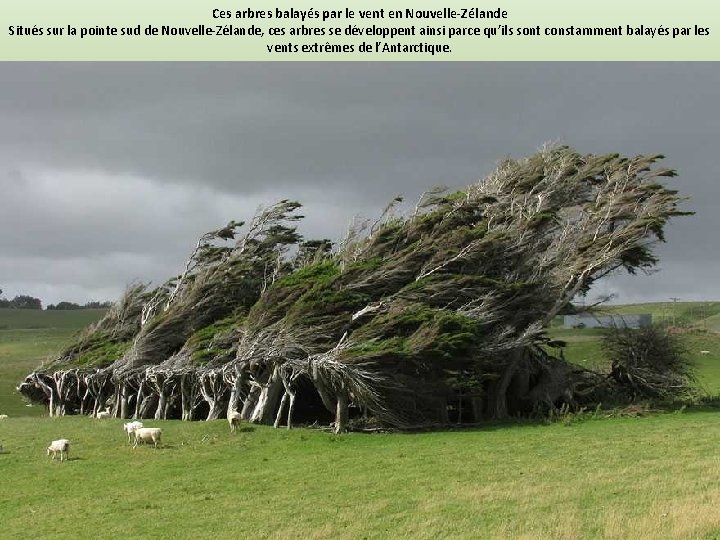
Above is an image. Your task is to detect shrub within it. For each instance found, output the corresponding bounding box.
[602,323,696,400]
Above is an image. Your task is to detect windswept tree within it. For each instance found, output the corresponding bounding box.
[19,146,691,428]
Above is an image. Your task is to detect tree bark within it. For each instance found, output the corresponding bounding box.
[335,392,349,434]
[120,382,129,419]
[274,391,289,428]
[133,382,145,419]
[240,385,260,420]
[286,391,296,430]
[155,389,167,420]
[488,349,524,419]
[250,370,283,425]
[138,394,157,419]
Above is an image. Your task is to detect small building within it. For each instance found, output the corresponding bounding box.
[563,313,652,329]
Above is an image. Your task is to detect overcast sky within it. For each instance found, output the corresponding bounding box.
[0,62,717,306]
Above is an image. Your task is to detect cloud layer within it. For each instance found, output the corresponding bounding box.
[1,63,717,305]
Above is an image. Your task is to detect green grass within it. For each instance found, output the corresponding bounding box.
[548,302,720,393]
[3,306,720,538]
[0,308,107,330]
[0,309,107,416]
[597,301,720,328]
[3,413,720,538]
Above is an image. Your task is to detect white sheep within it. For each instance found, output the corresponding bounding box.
[47,439,70,462]
[0,414,8,419]
[700,350,711,355]
[95,408,111,419]
[123,421,144,443]
[228,410,242,433]
[133,427,162,449]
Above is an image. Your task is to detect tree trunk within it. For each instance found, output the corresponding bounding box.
[437,399,449,424]
[274,391,289,428]
[488,349,524,419]
[206,399,220,420]
[80,387,90,415]
[53,372,66,416]
[93,391,104,417]
[241,385,260,420]
[286,391,296,430]
[138,394,156,419]
[335,393,349,434]
[250,372,283,424]
[163,395,173,419]
[180,375,196,421]
[226,370,244,419]
[35,376,56,417]
[133,383,144,419]
[155,389,167,420]
[199,370,227,421]
[471,396,483,422]
[120,382,129,419]
[312,377,338,415]
[181,384,190,421]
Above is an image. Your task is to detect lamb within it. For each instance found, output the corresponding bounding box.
[95,408,111,419]
[123,421,144,443]
[228,410,242,433]
[47,439,70,462]
[133,427,162,448]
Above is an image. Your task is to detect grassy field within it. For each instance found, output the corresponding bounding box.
[0,309,106,416]
[3,411,720,538]
[0,308,107,330]
[2,305,720,538]
[548,302,720,394]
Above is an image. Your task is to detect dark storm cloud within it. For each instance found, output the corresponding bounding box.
[0,62,717,304]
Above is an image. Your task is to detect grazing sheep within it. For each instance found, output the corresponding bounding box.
[123,421,144,443]
[228,411,242,433]
[47,439,70,462]
[96,408,111,419]
[700,350,711,355]
[0,414,8,419]
[133,427,162,449]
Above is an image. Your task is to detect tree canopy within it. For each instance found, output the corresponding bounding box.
[19,146,691,430]
[0,294,42,309]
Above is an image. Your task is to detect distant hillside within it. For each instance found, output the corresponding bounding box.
[0,308,108,330]
[0,308,107,416]
[595,301,720,330]
[549,302,720,394]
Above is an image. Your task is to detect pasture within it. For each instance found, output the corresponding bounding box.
[2,305,720,539]
[0,308,107,416]
[4,411,720,538]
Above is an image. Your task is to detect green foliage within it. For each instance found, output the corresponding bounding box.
[344,305,480,368]
[0,294,42,309]
[273,260,340,289]
[185,311,246,366]
[248,261,343,329]
[72,339,131,368]
[49,327,132,369]
[343,256,385,274]
[24,147,694,424]
[603,323,696,399]
[288,287,369,320]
